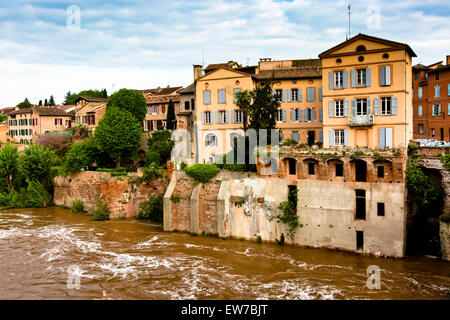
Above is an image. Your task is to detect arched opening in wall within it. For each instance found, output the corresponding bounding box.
[303,158,318,176]
[327,159,344,178]
[406,167,444,257]
[373,159,393,181]
[288,158,297,175]
[354,159,367,182]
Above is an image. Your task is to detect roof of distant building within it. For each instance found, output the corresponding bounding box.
[140,86,183,96]
[256,67,322,80]
[74,96,108,104]
[8,108,32,115]
[32,107,74,117]
[179,83,195,94]
[0,107,15,114]
[204,61,241,73]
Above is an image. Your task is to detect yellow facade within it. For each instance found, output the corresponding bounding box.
[320,34,415,149]
[194,68,254,163]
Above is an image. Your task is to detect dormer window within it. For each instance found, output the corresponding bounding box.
[356,45,366,52]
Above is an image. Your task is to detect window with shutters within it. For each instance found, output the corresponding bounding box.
[293,109,299,121]
[435,85,440,98]
[418,124,424,135]
[235,110,243,123]
[218,89,226,104]
[154,105,159,114]
[334,130,345,146]
[334,71,344,89]
[380,65,391,86]
[356,99,368,115]
[277,110,283,122]
[161,105,166,113]
[203,90,211,105]
[144,120,148,131]
[205,134,218,147]
[219,111,227,123]
[147,106,152,114]
[356,69,367,87]
[204,111,212,124]
[335,100,344,117]
[184,101,190,110]
[275,90,282,102]
[291,89,298,102]
[381,97,391,115]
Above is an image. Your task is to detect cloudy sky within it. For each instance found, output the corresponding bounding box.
[0,0,449,107]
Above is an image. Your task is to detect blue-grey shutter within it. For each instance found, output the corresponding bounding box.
[329,130,335,147]
[319,130,323,143]
[231,110,235,123]
[392,96,397,115]
[329,72,334,90]
[282,110,287,122]
[448,103,450,116]
[351,99,356,116]
[292,132,299,142]
[374,98,380,116]
[298,109,303,122]
[201,112,204,124]
[367,98,371,115]
[379,128,386,148]
[366,68,371,87]
[438,104,442,115]
[419,105,423,117]
[329,100,334,117]
[304,109,309,122]
[319,109,323,122]
[307,88,315,102]
[282,89,287,102]
[298,89,302,102]
[288,89,292,102]
[291,109,295,122]
[344,100,349,117]
[418,87,422,98]
[344,130,349,146]
[311,109,315,122]
[380,67,386,86]
[225,110,229,123]
[215,111,219,124]
[448,84,450,96]
[319,88,323,102]
[432,105,435,116]
[351,69,356,88]
[343,70,348,89]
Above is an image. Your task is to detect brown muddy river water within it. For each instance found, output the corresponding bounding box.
[0,207,449,300]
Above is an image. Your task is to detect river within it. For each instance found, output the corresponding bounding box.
[0,207,449,300]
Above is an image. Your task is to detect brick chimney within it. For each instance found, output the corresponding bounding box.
[193,65,203,81]
[447,55,450,66]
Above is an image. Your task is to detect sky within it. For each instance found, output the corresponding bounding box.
[0,0,449,107]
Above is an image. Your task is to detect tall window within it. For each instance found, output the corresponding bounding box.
[418,124,424,135]
[335,100,344,117]
[204,111,212,124]
[204,90,211,104]
[381,97,391,115]
[147,106,152,114]
[334,129,345,146]
[184,101,190,110]
[334,71,344,89]
[357,69,367,87]
[380,66,391,86]
[418,87,422,98]
[218,89,226,104]
[154,105,159,114]
[235,110,243,123]
[219,111,227,123]
[356,99,368,115]
[291,89,298,102]
[205,134,218,147]
[277,110,283,122]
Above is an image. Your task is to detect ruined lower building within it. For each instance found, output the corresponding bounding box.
[164,147,408,258]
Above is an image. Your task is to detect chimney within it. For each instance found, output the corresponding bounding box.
[447,55,450,66]
[193,65,203,81]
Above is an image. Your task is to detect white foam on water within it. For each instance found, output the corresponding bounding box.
[135,235,173,248]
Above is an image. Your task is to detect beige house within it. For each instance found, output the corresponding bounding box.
[74,97,108,129]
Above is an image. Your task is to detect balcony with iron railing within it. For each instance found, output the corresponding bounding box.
[349,114,374,127]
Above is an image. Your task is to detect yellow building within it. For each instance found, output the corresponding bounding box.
[319,33,416,149]
[194,65,255,163]
[257,58,323,146]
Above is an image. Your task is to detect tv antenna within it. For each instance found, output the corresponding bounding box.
[346,3,351,40]
[246,57,250,66]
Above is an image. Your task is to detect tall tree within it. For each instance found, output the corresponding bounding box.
[38,100,43,106]
[16,98,33,109]
[165,99,176,130]
[49,95,55,106]
[44,99,48,106]
[94,107,142,168]
[106,88,147,123]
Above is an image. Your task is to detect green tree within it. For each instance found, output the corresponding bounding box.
[64,89,108,105]
[38,100,43,106]
[49,95,55,106]
[106,89,147,122]
[63,137,99,173]
[19,145,55,186]
[0,114,7,123]
[0,143,19,191]
[44,99,48,106]
[16,98,33,109]
[166,99,176,130]
[94,107,142,168]
[147,130,174,164]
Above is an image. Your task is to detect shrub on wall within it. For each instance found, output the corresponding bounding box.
[183,164,219,182]
[440,154,450,170]
[26,179,53,208]
[136,196,163,222]
[147,130,174,165]
[406,163,443,205]
[146,151,161,166]
[71,199,85,213]
[91,199,110,221]
[277,188,300,240]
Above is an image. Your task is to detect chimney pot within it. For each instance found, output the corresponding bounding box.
[447,55,450,66]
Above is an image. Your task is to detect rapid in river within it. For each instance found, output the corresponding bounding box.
[0,207,449,300]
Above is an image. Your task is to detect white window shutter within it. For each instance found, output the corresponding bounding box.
[385,66,391,86]
[329,130,335,147]
[379,128,386,148]
[374,97,380,115]
[386,128,393,148]
[391,96,397,115]
[344,100,349,117]
[344,130,349,146]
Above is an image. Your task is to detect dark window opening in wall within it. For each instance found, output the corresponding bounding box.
[307,131,315,146]
[288,158,297,175]
[336,163,344,177]
[441,128,444,141]
[436,72,440,80]
[355,189,366,220]
[355,160,367,182]
[377,203,385,216]
[308,162,315,175]
[377,166,384,178]
[356,231,364,250]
